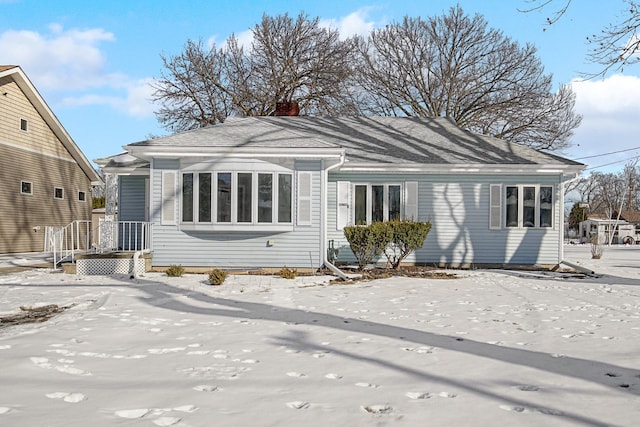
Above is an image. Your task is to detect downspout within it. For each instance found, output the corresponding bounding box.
[321,152,348,280]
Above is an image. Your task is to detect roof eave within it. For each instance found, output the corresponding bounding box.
[1,66,101,183]
[125,145,345,160]
[337,162,585,175]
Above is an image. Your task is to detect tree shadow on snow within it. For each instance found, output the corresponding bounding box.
[117,275,636,427]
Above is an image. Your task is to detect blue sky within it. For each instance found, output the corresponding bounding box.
[2,0,640,173]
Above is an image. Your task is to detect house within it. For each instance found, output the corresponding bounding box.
[97,115,584,270]
[616,210,640,244]
[0,66,101,254]
[578,211,640,245]
[578,216,635,245]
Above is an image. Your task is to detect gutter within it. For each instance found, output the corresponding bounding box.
[321,152,348,280]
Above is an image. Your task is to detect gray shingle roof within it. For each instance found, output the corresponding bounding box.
[128,116,582,167]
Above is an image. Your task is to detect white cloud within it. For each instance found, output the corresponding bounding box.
[565,74,640,172]
[0,24,156,118]
[0,25,116,91]
[59,78,156,118]
[320,8,376,39]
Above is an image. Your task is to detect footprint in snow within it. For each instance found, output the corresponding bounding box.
[361,405,392,414]
[173,405,198,413]
[115,408,151,419]
[355,382,379,388]
[286,401,310,409]
[287,372,306,378]
[193,384,219,392]
[517,385,540,392]
[438,392,457,398]
[405,392,431,400]
[153,417,182,426]
[500,405,526,413]
[325,373,342,380]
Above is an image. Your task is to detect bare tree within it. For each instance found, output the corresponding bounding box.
[154,39,235,132]
[354,6,581,150]
[152,12,358,132]
[521,0,640,77]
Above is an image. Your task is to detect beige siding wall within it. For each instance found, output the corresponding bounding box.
[0,77,73,160]
[0,144,92,253]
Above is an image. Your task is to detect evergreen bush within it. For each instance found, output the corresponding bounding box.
[343,222,393,270]
[208,269,228,285]
[278,266,297,279]
[384,220,432,269]
[165,264,185,277]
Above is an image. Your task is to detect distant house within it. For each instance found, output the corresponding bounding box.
[97,115,584,270]
[578,214,637,245]
[617,210,640,243]
[0,66,101,253]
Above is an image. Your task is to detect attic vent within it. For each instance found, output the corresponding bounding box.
[20,118,28,131]
[274,101,300,116]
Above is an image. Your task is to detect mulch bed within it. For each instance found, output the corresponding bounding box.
[0,304,70,328]
[330,266,458,284]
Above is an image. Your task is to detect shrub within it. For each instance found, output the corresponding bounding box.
[385,220,432,269]
[344,222,393,270]
[279,266,297,279]
[208,269,228,285]
[165,264,185,277]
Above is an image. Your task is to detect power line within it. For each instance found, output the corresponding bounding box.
[573,145,640,160]
[583,154,640,171]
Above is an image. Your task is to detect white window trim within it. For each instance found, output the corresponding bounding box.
[503,184,554,229]
[352,182,404,225]
[54,187,64,200]
[181,170,294,229]
[20,180,33,195]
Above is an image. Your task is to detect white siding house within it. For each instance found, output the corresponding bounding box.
[97,116,584,270]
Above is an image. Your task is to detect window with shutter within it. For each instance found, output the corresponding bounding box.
[336,181,351,229]
[297,172,312,225]
[404,181,418,221]
[489,184,502,229]
[162,171,177,225]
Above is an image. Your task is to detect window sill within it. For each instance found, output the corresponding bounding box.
[179,223,294,232]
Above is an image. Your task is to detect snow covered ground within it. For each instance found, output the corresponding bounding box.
[0,245,638,426]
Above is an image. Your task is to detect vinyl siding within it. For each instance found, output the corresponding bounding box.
[147,159,323,268]
[0,78,73,160]
[328,173,563,266]
[0,144,92,253]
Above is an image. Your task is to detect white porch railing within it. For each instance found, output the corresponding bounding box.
[44,220,152,268]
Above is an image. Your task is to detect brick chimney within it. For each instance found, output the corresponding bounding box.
[274,101,300,116]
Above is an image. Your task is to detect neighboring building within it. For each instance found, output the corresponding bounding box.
[0,65,101,253]
[578,215,635,245]
[617,210,640,244]
[97,115,584,270]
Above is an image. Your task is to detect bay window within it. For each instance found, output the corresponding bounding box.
[182,171,293,226]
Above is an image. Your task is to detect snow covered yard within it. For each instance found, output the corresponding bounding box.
[0,245,639,426]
